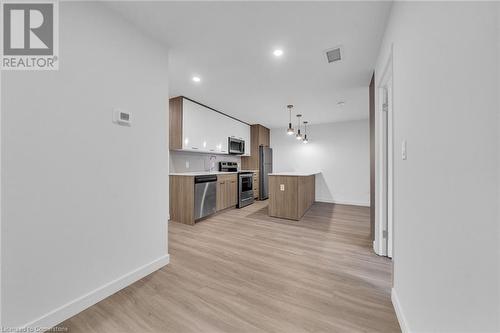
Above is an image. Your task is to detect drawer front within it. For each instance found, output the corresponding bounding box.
[253,172,259,199]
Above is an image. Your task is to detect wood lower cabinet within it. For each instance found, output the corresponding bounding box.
[169,175,195,225]
[253,171,259,199]
[228,177,237,207]
[216,174,237,211]
[170,173,238,225]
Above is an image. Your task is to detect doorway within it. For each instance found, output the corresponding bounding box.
[377,50,394,258]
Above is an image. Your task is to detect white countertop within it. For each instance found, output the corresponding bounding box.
[268,171,320,176]
[170,170,258,176]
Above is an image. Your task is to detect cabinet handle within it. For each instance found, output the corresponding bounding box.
[191,147,199,150]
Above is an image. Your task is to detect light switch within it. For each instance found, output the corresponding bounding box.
[402,140,407,160]
[280,184,285,191]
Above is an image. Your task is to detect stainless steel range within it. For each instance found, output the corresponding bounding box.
[219,161,238,172]
[219,161,254,208]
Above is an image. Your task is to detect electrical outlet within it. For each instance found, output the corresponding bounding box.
[185,161,190,169]
[280,184,285,191]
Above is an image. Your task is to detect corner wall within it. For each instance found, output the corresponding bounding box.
[271,120,370,206]
[375,2,500,331]
[1,2,169,328]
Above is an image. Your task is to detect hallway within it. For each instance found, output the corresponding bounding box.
[63,201,399,332]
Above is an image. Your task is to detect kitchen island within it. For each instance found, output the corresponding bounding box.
[268,172,319,221]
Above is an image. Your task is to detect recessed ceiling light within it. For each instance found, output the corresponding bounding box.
[192,76,201,83]
[273,49,283,57]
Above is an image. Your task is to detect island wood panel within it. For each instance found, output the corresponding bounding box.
[297,175,315,219]
[169,96,183,150]
[269,175,316,220]
[268,175,298,220]
[169,175,194,225]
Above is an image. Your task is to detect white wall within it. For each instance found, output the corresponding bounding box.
[271,120,369,206]
[1,2,169,329]
[375,2,500,331]
[170,151,241,173]
[498,4,500,324]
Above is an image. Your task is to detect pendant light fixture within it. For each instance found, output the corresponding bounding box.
[286,105,294,135]
[302,121,309,144]
[296,114,303,140]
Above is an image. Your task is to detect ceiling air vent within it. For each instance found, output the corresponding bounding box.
[325,47,342,63]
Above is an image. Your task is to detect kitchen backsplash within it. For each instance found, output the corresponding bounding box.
[169,150,241,173]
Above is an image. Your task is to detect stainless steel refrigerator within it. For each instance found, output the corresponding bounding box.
[259,146,273,200]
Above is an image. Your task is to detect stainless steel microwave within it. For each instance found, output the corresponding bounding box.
[228,137,245,154]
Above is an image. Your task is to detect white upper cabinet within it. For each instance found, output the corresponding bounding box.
[182,99,206,152]
[178,98,250,155]
[210,111,229,154]
[232,120,250,156]
[241,122,250,156]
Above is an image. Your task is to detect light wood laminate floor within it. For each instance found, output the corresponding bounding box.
[62,201,400,332]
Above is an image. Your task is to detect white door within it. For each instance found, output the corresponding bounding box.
[379,65,394,258]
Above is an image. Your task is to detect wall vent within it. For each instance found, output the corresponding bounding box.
[325,47,342,63]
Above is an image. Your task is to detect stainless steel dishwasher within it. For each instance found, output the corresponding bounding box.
[194,175,217,220]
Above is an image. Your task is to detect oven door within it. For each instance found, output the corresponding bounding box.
[229,137,245,154]
[238,173,254,208]
[240,174,253,192]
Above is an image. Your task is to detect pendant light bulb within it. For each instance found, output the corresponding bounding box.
[296,114,302,140]
[286,105,294,135]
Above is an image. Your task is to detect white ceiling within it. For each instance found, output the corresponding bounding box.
[108,1,392,128]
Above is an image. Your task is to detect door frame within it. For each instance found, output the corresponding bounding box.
[375,45,394,258]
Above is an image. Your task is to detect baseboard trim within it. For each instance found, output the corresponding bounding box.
[316,199,370,207]
[391,287,410,333]
[24,254,170,332]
